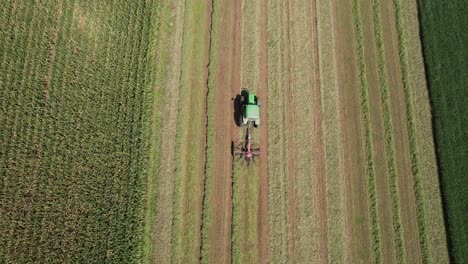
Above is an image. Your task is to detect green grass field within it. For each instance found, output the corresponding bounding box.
[0,0,156,262]
[418,0,468,262]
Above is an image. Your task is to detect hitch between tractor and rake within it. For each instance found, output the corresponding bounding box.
[233,126,260,166]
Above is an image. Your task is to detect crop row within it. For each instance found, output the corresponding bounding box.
[370,0,408,262]
[0,1,53,259]
[324,0,431,262]
[346,0,449,262]
[352,0,383,261]
[391,0,431,261]
[0,0,157,262]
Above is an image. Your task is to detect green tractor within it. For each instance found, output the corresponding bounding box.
[239,89,260,127]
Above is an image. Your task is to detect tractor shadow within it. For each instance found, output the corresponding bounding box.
[231,141,235,157]
[233,89,249,127]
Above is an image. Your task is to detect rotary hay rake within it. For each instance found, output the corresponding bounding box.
[233,126,260,166]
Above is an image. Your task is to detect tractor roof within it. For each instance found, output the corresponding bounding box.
[248,93,256,104]
[246,105,259,119]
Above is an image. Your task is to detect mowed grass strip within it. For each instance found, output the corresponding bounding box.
[0,0,157,262]
[232,1,262,262]
[316,0,347,261]
[288,0,328,262]
[357,0,402,262]
[351,0,383,261]
[333,0,374,261]
[372,0,412,263]
[377,0,428,262]
[200,0,218,261]
[396,0,450,262]
[142,0,185,263]
[170,0,212,262]
[266,0,289,263]
[392,0,445,262]
[232,164,260,264]
[202,0,242,261]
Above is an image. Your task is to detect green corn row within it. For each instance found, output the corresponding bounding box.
[0,0,158,262]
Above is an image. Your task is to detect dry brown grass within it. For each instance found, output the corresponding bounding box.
[265,1,290,263]
[288,0,328,262]
[333,0,375,262]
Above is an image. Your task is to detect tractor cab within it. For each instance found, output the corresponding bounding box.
[240,89,260,127]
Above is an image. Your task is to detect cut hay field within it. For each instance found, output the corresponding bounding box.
[0,0,455,263]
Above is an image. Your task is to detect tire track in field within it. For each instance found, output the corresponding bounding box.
[308,0,329,261]
[200,0,240,262]
[330,0,352,260]
[331,0,374,262]
[170,0,213,262]
[233,0,264,262]
[229,1,242,262]
[230,1,241,260]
